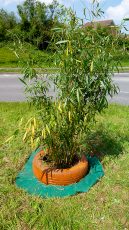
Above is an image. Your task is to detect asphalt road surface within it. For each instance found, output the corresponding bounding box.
[0,73,129,105]
[109,73,129,105]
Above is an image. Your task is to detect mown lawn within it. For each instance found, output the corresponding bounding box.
[0,103,129,230]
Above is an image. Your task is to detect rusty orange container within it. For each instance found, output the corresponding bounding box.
[33,150,89,186]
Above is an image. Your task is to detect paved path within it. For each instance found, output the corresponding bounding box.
[0,73,129,105]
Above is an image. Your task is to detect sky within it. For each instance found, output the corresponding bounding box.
[0,0,129,33]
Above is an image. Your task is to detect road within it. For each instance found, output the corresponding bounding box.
[109,73,129,105]
[0,73,129,105]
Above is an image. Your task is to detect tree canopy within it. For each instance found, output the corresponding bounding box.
[0,0,63,49]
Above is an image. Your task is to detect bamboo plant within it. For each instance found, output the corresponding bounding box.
[21,1,121,168]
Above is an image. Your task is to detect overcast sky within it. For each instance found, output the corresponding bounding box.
[0,0,129,33]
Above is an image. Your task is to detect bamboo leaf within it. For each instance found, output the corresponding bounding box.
[84,8,86,17]
[123,18,129,21]
[19,78,27,85]
[56,40,68,45]
[46,125,50,134]
[25,117,33,128]
[34,118,36,128]
[31,137,34,148]
[32,125,35,136]
[23,131,27,141]
[90,61,93,72]
[76,89,80,103]
[42,129,46,139]
[66,46,69,56]
[51,27,62,31]
[3,135,14,144]
[58,102,62,113]
[68,111,72,122]
[123,26,128,31]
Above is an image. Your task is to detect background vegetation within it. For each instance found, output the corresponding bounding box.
[0,42,54,68]
[0,0,129,69]
[0,0,63,49]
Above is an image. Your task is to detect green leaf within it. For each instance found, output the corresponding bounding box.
[56,40,68,45]
[76,89,80,103]
[51,27,62,31]
[90,61,93,72]
[84,8,86,17]
[123,26,128,31]
[3,135,14,144]
[123,18,129,21]
[19,77,27,85]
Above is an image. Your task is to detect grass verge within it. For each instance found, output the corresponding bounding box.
[0,103,129,230]
[0,42,54,69]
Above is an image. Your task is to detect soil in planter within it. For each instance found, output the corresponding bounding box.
[40,152,80,169]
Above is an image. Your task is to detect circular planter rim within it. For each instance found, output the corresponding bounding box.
[33,150,89,186]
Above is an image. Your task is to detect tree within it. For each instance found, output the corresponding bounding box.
[0,9,17,42]
[17,0,54,49]
[17,0,65,49]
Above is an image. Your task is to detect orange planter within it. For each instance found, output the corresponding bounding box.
[33,150,89,186]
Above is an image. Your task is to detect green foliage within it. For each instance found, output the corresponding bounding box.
[17,0,48,46]
[19,2,123,168]
[16,0,65,49]
[0,0,128,55]
[0,42,54,68]
[0,9,17,42]
[0,0,65,50]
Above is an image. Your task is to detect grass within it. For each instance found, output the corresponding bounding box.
[0,42,54,69]
[118,59,129,71]
[120,59,129,67]
[116,53,129,71]
[0,46,18,67]
[0,102,129,229]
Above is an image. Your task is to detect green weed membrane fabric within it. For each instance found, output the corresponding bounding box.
[16,149,104,198]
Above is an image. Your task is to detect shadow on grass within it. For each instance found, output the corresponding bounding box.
[83,124,129,160]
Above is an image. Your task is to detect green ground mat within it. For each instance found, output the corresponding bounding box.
[16,149,104,198]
